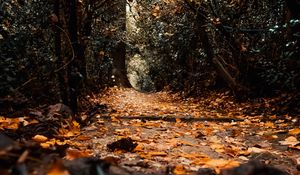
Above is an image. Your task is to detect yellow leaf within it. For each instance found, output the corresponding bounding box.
[72,120,79,127]
[288,128,300,136]
[32,135,48,143]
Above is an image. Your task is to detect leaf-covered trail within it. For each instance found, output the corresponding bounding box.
[91,87,243,119]
[71,87,300,174]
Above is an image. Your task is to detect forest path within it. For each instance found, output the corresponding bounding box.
[75,87,299,174]
[92,87,240,119]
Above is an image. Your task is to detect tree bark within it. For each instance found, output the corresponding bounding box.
[54,0,68,105]
[67,0,79,113]
[184,0,246,98]
[112,42,132,88]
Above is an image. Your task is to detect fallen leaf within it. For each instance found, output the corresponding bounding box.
[264,122,275,128]
[176,118,182,123]
[139,151,167,159]
[288,128,300,136]
[178,140,196,146]
[111,117,120,123]
[40,143,51,149]
[173,165,186,174]
[289,144,300,150]
[133,144,144,152]
[76,135,92,141]
[208,136,222,143]
[65,148,92,160]
[279,136,299,146]
[205,159,240,173]
[48,160,70,175]
[210,143,225,153]
[151,5,161,18]
[32,135,48,143]
[248,147,265,153]
[149,151,167,156]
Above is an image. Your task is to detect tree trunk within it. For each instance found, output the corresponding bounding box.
[112,42,132,88]
[68,0,79,113]
[54,0,68,105]
[184,0,247,98]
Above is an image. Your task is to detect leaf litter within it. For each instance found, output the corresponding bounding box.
[0,87,299,174]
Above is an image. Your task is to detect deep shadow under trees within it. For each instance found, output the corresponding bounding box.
[0,0,299,114]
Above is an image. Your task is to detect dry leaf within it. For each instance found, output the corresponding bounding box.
[205,159,240,174]
[149,151,167,156]
[152,5,161,17]
[210,143,225,153]
[40,143,51,149]
[133,144,144,152]
[32,135,48,143]
[264,122,275,128]
[289,144,300,150]
[178,140,196,146]
[48,160,70,175]
[65,148,92,160]
[111,117,121,123]
[76,135,91,141]
[288,128,300,136]
[208,136,222,143]
[248,147,265,153]
[173,165,186,174]
[279,136,299,146]
[206,159,240,167]
[139,151,167,159]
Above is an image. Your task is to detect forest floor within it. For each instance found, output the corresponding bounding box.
[0,87,300,175]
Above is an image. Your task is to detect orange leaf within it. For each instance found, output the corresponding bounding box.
[133,144,144,152]
[149,151,167,156]
[48,160,70,175]
[65,148,92,160]
[76,135,92,141]
[32,135,48,143]
[264,122,275,128]
[173,165,186,175]
[289,128,300,136]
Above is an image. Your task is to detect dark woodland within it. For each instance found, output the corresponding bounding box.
[0,0,299,174]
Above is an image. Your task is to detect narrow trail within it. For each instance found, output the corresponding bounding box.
[92,87,243,119]
[74,87,299,174]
